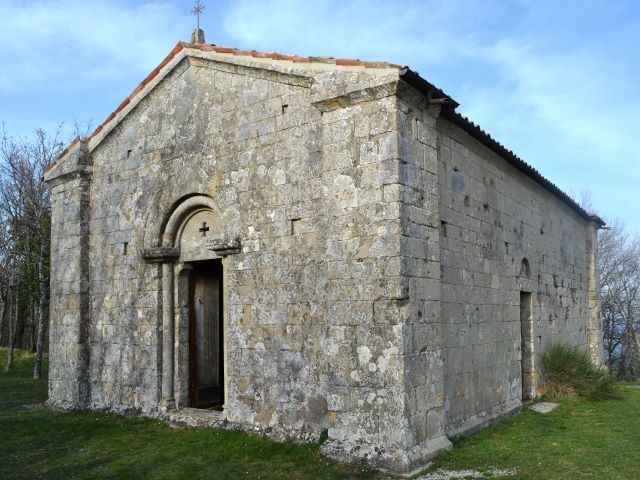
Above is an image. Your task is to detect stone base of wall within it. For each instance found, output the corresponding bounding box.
[155,407,321,444]
[321,434,452,477]
[45,397,86,412]
[400,435,454,477]
[446,400,522,439]
[43,399,80,413]
[46,397,455,475]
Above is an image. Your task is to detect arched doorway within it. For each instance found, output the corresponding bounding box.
[143,194,240,412]
[519,257,534,401]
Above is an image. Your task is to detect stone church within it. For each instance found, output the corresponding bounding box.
[44,32,603,475]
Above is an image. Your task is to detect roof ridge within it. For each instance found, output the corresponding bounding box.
[182,41,404,69]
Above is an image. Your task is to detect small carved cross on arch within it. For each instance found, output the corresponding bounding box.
[199,222,210,237]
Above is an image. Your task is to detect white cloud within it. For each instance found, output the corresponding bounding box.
[0,0,190,92]
[0,0,636,229]
[221,0,492,64]
[476,39,639,159]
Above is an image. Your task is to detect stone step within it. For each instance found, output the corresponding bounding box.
[160,407,226,428]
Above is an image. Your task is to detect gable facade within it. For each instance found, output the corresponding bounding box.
[44,42,602,475]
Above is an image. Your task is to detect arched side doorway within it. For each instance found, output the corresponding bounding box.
[518,257,535,402]
[142,195,240,412]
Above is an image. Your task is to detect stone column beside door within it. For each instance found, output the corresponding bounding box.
[142,247,180,411]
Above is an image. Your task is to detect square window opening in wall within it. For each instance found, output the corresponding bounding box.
[282,104,288,114]
[126,149,132,158]
[440,220,448,237]
[291,218,302,235]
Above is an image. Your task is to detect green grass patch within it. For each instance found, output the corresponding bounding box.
[2,348,639,479]
[0,349,375,480]
[421,384,640,479]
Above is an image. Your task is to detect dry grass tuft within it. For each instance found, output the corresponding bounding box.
[540,341,616,400]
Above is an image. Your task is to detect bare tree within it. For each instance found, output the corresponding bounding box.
[5,270,17,372]
[599,218,640,378]
[0,126,62,375]
[0,215,9,345]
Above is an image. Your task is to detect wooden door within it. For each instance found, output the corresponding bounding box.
[189,260,224,408]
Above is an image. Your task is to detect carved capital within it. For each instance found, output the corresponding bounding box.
[206,238,241,256]
[142,246,180,263]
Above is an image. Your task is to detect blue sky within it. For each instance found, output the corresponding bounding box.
[1,0,638,231]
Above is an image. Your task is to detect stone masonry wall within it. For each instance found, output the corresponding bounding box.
[435,117,596,436]
[46,51,426,473]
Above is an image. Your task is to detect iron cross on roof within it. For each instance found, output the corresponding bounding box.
[192,0,206,31]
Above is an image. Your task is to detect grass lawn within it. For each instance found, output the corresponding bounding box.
[1,348,639,479]
[0,349,375,480]
[421,384,640,479]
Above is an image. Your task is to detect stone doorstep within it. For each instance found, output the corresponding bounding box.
[159,407,226,428]
[529,402,559,414]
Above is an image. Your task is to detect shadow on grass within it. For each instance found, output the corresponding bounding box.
[0,349,377,480]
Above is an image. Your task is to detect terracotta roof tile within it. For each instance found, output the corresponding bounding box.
[335,59,364,66]
[250,50,272,58]
[196,44,217,52]
[44,160,58,172]
[114,97,130,113]
[308,56,336,64]
[129,82,145,99]
[169,43,184,57]
[214,46,237,54]
[157,54,174,71]
[183,42,401,70]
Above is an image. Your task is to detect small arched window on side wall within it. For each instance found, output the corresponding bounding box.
[520,257,531,278]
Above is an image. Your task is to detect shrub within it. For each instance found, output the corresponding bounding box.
[539,341,616,400]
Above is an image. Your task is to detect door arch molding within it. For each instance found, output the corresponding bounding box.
[148,193,228,412]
